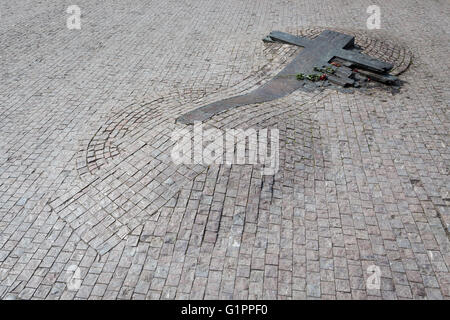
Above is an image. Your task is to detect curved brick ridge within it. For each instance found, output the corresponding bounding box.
[176,27,412,124]
[61,27,415,256]
[54,88,328,256]
[75,44,302,178]
[1,2,449,301]
[79,27,412,178]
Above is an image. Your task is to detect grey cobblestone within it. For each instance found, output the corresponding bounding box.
[0,0,449,300]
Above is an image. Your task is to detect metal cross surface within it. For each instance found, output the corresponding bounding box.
[176,30,395,125]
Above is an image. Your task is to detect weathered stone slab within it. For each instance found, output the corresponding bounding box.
[327,74,354,87]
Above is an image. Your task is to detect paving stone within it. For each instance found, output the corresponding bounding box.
[0,0,448,301]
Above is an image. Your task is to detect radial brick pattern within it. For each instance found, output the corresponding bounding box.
[0,0,448,300]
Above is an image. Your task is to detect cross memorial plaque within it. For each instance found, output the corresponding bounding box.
[176,30,397,125]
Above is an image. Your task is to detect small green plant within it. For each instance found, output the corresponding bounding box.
[297,71,329,82]
[313,67,322,72]
[306,74,321,81]
[325,66,335,74]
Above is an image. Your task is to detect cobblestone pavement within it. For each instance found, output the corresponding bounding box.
[0,0,449,300]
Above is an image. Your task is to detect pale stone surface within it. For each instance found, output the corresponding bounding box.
[0,0,449,300]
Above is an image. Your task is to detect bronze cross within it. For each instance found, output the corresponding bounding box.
[176,30,393,125]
